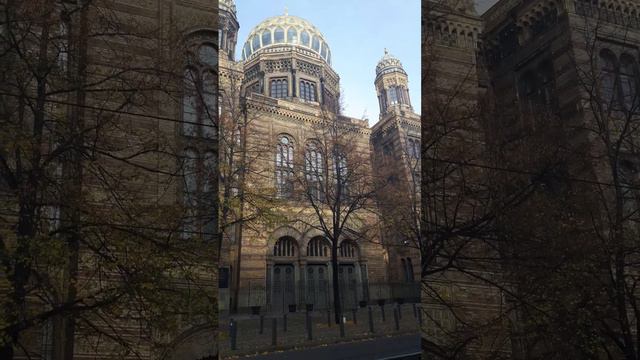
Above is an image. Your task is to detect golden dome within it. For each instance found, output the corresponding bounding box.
[241,13,331,65]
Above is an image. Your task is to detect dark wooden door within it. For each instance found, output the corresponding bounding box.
[306,264,329,310]
[339,264,357,310]
[273,264,295,312]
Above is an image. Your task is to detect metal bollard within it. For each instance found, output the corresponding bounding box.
[271,318,277,346]
[339,315,345,337]
[413,303,418,318]
[368,306,374,333]
[394,307,400,331]
[283,313,287,332]
[306,310,313,340]
[381,304,386,322]
[398,303,402,319]
[230,319,237,350]
[259,314,264,334]
[418,307,423,326]
[352,309,357,325]
[327,309,331,327]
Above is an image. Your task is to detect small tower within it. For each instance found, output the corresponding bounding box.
[219,0,239,60]
[375,49,412,119]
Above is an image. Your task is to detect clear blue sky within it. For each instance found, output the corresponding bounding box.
[234,0,421,125]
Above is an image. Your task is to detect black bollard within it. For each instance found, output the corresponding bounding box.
[230,319,237,350]
[283,313,287,332]
[259,314,264,334]
[339,315,345,337]
[327,309,331,327]
[393,307,400,331]
[413,303,418,318]
[398,303,402,319]
[352,309,357,325]
[381,304,386,322]
[368,306,374,333]
[306,310,313,340]
[271,318,277,346]
[418,307,423,326]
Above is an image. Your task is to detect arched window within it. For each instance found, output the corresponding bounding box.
[182,68,198,136]
[619,54,638,110]
[262,30,272,46]
[270,78,288,98]
[406,257,415,281]
[339,241,357,258]
[251,35,261,52]
[183,44,218,138]
[389,86,399,104]
[287,28,298,44]
[407,137,420,159]
[299,80,317,101]
[305,141,324,201]
[307,237,330,257]
[320,42,328,59]
[276,135,294,198]
[600,50,618,110]
[182,148,198,239]
[274,237,297,257]
[401,259,407,280]
[300,31,310,46]
[274,27,285,43]
[202,71,217,139]
[311,36,320,52]
[333,151,349,197]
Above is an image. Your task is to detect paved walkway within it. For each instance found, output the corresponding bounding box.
[220,304,421,358]
[239,333,420,360]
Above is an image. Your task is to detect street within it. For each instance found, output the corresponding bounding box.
[239,333,420,360]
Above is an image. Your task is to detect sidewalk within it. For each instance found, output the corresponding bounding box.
[220,304,421,358]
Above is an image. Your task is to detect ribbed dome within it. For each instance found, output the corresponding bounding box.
[241,13,331,64]
[376,49,406,77]
[220,0,236,14]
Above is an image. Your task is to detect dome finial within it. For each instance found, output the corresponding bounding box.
[384,48,388,55]
[284,6,288,16]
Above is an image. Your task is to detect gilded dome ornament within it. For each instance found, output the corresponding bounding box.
[241,13,332,65]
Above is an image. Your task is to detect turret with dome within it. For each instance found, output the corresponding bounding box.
[375,49,413,118]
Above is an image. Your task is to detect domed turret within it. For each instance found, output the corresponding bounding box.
[241,13,331,65]
[376,49,407,79]
[375,49,412,118]
[219,0,239,60]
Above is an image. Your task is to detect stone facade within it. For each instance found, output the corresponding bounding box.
[218,2,421,316]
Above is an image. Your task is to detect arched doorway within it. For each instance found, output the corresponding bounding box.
[338,240,360,310]
[271,236,297,312]
[305,236,331,310]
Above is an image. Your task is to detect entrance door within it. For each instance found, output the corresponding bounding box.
[339,264,358,310]
[273,264,295,313]
[306,265,329,310]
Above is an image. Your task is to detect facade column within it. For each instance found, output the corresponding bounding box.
[266,260,273,311]
[298,260,307,307]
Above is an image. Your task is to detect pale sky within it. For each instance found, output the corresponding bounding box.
[234,0,421,125]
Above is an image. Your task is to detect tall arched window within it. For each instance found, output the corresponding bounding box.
[406,257,415,281]
[339,241,357,258]
[182,148,198,239]
[619,54,638,110]
[262,30,272,46]
[182,44,218,138]
[600,50,618,110]
[287,28,298,44]
[276,135,294,198]
[305,141,324,201]
[307,237,330,257]
[333,150,349,197]
[274,27,285,43]
[274,237,297,257]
